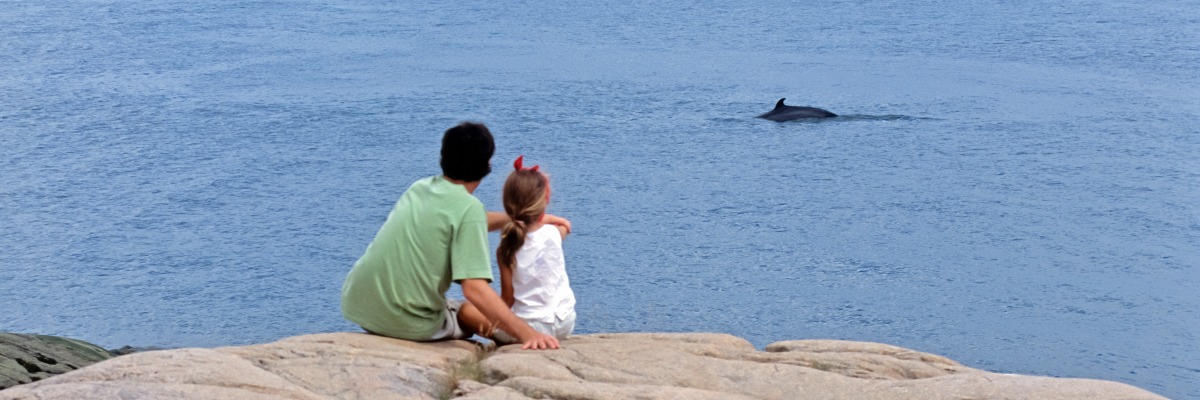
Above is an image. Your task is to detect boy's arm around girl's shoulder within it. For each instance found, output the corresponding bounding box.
[488,212,571,237]
[543,214,572,240]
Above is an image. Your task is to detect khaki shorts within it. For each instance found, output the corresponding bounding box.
[426,299,470,341]
[492,311,576,345]
[362,299,470,341]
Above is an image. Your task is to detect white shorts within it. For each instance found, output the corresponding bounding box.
[492,311,576,345]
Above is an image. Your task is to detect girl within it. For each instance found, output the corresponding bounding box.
[491,155,576,344]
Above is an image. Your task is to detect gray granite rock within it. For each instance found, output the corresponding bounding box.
[1,332,478,400]
[479,333,1167,400]
[0,332,1168,400]
[0,332,112,390]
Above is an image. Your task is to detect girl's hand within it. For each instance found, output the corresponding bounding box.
[543,214,572,234]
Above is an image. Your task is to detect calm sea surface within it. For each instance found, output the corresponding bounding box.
[2,1,1197,398]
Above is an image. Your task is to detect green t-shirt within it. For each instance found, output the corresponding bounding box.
[341,175,493,340]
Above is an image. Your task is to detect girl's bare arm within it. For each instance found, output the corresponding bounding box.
[499,264,516,308]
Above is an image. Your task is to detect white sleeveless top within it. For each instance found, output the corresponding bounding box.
[511,224,576,323]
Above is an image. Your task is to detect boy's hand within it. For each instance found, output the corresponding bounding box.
[521,332,560,350]
[543,214,572,234]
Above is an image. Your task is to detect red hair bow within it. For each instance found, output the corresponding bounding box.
[513,155,539,172]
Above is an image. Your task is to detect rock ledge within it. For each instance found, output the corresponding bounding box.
[0,332,1166,400]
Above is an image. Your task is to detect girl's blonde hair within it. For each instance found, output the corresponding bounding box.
[496,167,548,271]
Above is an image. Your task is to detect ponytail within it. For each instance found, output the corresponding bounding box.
[497,219,527,271]
[496,168,548,271]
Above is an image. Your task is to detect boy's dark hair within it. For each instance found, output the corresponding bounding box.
[440,122,495,182]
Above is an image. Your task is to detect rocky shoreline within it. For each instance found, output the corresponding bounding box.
[0,332,1167,399]
[0,333,114,390]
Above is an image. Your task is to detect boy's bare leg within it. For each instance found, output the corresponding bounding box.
[457,301,496,338]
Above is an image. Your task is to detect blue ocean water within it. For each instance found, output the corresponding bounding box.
[1,1,1197,398]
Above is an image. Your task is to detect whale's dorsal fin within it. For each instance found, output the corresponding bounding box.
[775,98,787,109]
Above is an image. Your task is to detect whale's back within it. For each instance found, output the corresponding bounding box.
[758,98,837,121]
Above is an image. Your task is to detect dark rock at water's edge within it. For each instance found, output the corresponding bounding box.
[0,332,112,390]
[109,345,169,356]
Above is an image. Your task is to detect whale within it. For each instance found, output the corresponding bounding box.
[757,98,837,121]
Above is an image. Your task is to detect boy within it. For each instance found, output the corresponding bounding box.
[341,122,561,350]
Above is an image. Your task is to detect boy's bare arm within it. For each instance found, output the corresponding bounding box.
[486,211,509,232]
[460,278,559,350]
[543,214,572,236]
[489,211,572,236]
